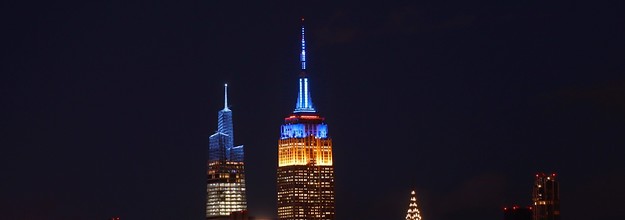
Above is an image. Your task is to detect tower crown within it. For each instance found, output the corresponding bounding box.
[406,190,423,220]
[294,18,315,113]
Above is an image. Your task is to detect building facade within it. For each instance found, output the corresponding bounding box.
[207,84,247,219]
[532,173,560,220]
[277,19,335,220]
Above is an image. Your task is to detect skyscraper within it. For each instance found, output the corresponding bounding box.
[532,173,560,220]
[277,19,336,220]
[405,190,423,220]
[207,84,247,219]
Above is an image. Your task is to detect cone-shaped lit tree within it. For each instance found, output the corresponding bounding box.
[405,190,422,220]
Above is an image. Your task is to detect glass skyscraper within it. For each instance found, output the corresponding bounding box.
[207,84,246,219]
[277,19,336,220]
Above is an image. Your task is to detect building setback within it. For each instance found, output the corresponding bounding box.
[207,84,247,219]
[277,18,336,220]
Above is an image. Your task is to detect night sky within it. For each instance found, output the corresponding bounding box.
[2,1,625,220]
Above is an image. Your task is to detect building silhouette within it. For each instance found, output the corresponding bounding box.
[532,173,560,220]
[503,205,532,220]
[276,18,335,220]
[207,84,247,219]
[229,210,254,220]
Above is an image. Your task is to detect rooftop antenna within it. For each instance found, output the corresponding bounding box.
[300,17,306,73]
[223,83,230,111]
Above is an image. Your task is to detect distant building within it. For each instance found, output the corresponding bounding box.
[503,205,532,220]
[405,190,423,220]
[207,84,247,219]
[276,19,335,220]
[532,173,560,220]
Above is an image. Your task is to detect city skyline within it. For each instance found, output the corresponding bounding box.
[2,1,625,220]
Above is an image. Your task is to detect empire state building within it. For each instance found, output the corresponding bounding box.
[277,19,336,220]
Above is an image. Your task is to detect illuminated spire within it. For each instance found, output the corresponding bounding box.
[405,190,423,220]
[223,83,230,111]
[300,17,306,71]
[294,18,315,113]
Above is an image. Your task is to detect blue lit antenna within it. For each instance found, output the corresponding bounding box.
[300,17,306,71]
[294,17,315,113]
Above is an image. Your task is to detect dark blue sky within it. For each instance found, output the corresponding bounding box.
[2,1,625,220]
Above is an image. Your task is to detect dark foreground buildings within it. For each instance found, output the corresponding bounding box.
[503,172,560,220]
[207,84,247,219]
[503,206,532,220]
[276,19,336,220]
[532,173,560,220]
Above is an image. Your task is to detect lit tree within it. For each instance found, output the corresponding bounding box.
[405,190,422,220]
